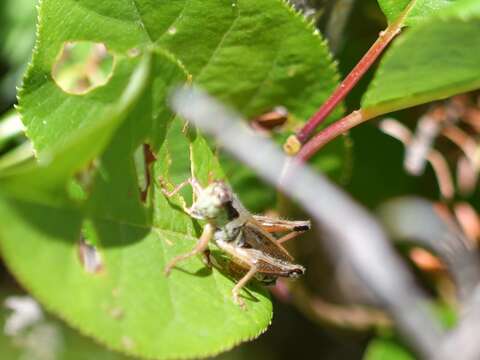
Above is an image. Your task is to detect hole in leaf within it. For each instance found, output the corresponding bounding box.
[78,221,104,274]
[71,159,100,200]
[78,237,103,274]
[134,143,156,203]
[52,41,114,94]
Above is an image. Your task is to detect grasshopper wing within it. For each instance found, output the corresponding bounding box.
[241,221,294,262]
[253,215,311,234]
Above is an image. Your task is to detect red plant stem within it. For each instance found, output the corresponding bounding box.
[297,109,373,162]
[296,21,404,144]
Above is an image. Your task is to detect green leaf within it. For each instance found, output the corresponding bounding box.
[0,197,269,358]
[20,0,340,151]
[1,53,152,204]
[363,0,480,114]
[18,0,345,210]
[363,337,415,360]
[157,1,340,123]
[0,144,272,360]
[6,0,345,358]
[378,0,456,26]
[2,54,272,360]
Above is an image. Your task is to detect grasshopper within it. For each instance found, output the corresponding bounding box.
[160,177,309,308]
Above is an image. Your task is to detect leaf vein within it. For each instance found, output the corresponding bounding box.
[157,0,191,43]
[242,43,283,111]
[196,0,241,79]
[129,0,153,43]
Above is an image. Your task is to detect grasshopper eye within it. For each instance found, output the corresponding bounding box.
[225,200,240,220]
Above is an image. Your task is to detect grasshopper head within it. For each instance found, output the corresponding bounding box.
[191,181,239,222]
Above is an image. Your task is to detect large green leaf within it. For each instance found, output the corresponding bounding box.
[1,53,153,204]
[18,0,344,211]
[363,337,415,360]
[20,0,340,151]
[2,54,272,360]
[0,189,271,360]
[363,0,480,114]
[4,0,344,358]
[377,0,456,26]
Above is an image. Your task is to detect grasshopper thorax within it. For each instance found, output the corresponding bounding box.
[190,181,240,223]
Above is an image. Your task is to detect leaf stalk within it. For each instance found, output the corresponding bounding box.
[290,1,418,158]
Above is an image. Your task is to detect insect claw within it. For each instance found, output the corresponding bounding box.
[163,265,173,276]
[232,291,246,309]
[164,259,178,276]
[159,178,191,198]
[207,171,214,184]
[201,249,213,268]
[157,177,172,197]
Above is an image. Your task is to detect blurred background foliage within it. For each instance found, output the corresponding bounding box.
[0,0,36,111]
[0,0,476,359]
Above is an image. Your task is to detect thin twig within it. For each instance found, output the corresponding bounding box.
[453,202,480,245]
[289,282,391,330]
[294,108,374,162]
[405,114,443,175]
[379,118,455,200]
[456,156,479,197]
[292,2,416,146]
[427,150,455,200]
[443,126,478,165]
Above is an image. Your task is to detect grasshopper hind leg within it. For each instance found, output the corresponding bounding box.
[231,265,258,309]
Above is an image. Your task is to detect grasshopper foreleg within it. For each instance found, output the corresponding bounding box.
[164,223,214,275]
[159,177,202,198]
[158,177,204,216]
